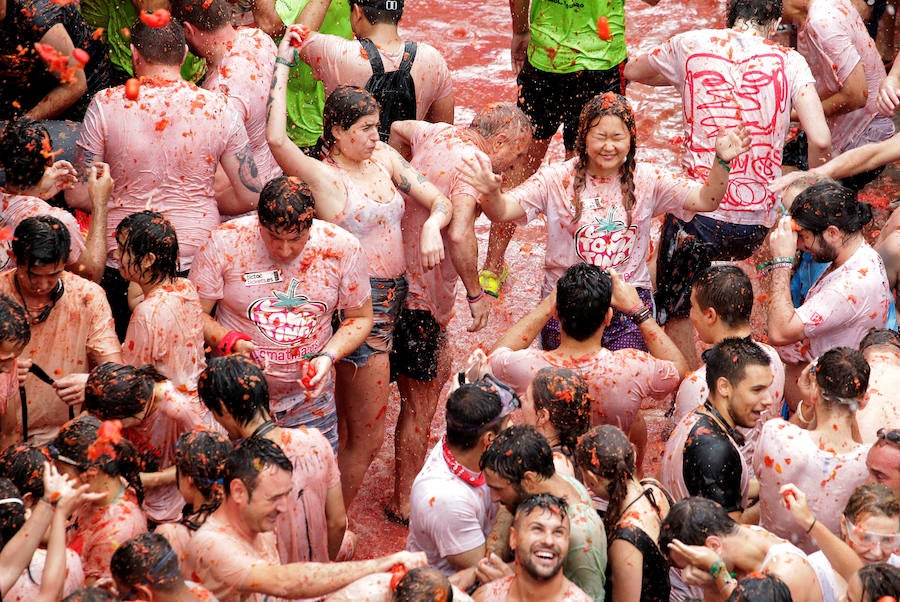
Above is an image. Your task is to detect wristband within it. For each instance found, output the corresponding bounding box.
[219,330,251,355]
[709,560,727,579]
[320,350,336,365]
[757,257,795,271]
[625,302,644,316]
[805,517,817,533]
[467,289,485,304]
[716,155,731,172]
[275,56,296,68]
[630,306,653,325]
[40,493,60,507]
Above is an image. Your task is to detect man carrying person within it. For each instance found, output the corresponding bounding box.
[66,19,262,339]
[624,0,831,365]
[472,494,592,602]
[661,337,773,524]
[189,436,426,602]
[479,425,606,601]
[384,104,531,525]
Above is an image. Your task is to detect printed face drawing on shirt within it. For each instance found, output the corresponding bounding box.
[246,277,328,346]
[574,206,636,269]
[685,51,788,208]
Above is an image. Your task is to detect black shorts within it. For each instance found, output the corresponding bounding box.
[655,214,769,324]
[517,60,626,151]
[389,308,446,382]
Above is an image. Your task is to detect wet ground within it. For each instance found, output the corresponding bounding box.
[349,0,900,558]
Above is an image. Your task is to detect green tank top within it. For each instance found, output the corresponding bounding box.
[527,0,626,74]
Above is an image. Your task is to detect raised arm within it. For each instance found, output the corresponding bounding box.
[683,124,751,213]
[457,152,526,222]
[72,162,113,283]
[765,218,807,346]
[877,57,900,115]
[623,52,671,87]
[250,0,285,37]
[297,0,332,30]
[794,82,832,169]
[491,291,555,352]
[25,25,88,120]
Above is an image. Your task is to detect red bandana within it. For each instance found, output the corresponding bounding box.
[442,436,485,487]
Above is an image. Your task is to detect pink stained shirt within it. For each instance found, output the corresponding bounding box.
[644,28,816,227]
[190,512,282,602]
[402,122,484,325]
[328,157,406,278]
[6,548,84,601]
[473,575,592,602]
[202,27,282,184]
[778,244,891,364]
[753,419,870,553]
[123,278,207,395]
[267,425,341,564]
[798,0,892,152]
[189,216,370,411]
[68,487,148,583]
[0,191,86,270]
[77,78,250,270]
[123,381,223,524]
[325,573,475,602]
[300,34,453,121]
[489,346,680,436]
[156,521,201,583]
[508,160,696,298]
[0,270,121,444]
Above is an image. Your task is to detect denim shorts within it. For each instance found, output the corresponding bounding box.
[340,275,408,368]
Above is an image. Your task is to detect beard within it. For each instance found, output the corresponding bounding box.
[518,544,565,581]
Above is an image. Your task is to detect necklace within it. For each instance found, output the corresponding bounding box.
[442,436,484,487]
[702,400,746,446]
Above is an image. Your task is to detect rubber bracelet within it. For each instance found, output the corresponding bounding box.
[320,350,336,364]
[630,306,653,325]
[40,494,60,507]
[275,57,295,68]
[467,289,485,304]
[219,330,252,355]
[716,155,731,172]
[625,302,644,316]
[709,560,726,579]
[806,517,817,533]
[757,257,795,271]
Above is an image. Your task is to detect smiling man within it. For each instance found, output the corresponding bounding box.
[662,337,773,524]
[472,494,591,602]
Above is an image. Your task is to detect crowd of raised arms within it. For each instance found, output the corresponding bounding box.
[0,0,899,599]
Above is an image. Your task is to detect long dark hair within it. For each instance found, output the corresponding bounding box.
[174,430,232,530]
[530,367,591,464]
[576,425,636,535]
[321,85,379,152]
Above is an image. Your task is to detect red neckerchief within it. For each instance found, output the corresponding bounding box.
[442,436,485,487]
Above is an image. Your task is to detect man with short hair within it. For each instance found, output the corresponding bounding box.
[111,533,215,601]
[297,0,454,139]
[472,494,591,602]
[326,565,475,602]
[190,436,426,602]
[407,381,514,587]
[479,425,606,601]
[767,181,891,406]
[198,354,347,564]
[384,104,531,524]
[624,0,831,365]
[487,262,685,469]
[856,329,900,442]
[660,497,825,602]
[661,337,773,523]
[866,428,900,496]
[67,19,262,339]
[0,216,121,447]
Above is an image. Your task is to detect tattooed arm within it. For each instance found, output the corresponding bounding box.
[220,142,262,214]
[65,147,97,211]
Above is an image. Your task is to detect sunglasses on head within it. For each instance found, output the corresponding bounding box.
[876,428,900,448]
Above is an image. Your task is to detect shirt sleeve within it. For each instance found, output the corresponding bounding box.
[189,231,227,302]
[795,285,856,341]
[683,424,744,512]
[643,38,681,85]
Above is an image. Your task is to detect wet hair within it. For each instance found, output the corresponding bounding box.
[169,0,231,31]
[530,367,591,460]
[394,567,454,602]
[0,118,54,189]
[842,482,900,524]
[726,572,792,602]
[857,563,900,601]
[514,493,569,528]
[130,19,187,67]
[0,294,31,347]
[0,443,49,500]
[704,337,771,392]
[175,430,232,530]
[198,355,270,426]
[445,382,504,451]
[575,425,636,535]
[50,415,145,505]
[859,328,900,354]
[556,263,612,341]
[790,181,872,235]
[812,347,869,411]
[350,0,404,25]
[257,176,315,235]
[780,172,834,208]
[468,102,532,141]
[572,93,636,224]
[84,362,167,422]
[115,211,180,285]
[0,477,25,545]
[659,497,739,554]
[111,532,183,594]
[692,265,753,328]
[726,0,783,28]
[61,588,120,602]
[480,425,555,484]
[224,436,292,498]
[322,85,380,151]
[12,215,71,268]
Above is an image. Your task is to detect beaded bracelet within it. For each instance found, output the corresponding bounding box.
[757,261,794,278]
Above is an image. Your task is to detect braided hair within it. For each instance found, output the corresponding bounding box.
[174,430,232,531]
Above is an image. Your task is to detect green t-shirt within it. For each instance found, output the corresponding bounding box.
[276,0,352,147]
[561,475,607,602]
[527,0,626,74]
[79,0,205,81]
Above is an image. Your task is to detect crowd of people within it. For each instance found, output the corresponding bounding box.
[0,0,899,599]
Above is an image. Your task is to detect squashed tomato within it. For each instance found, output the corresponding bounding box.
[125,78,141,100]
[139,9,171,28]
[596,16,612,41]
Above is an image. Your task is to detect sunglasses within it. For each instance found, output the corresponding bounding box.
[845,517,900,553]
[876,428,900,448]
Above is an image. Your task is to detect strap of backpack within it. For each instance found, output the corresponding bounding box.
[359,38,385,75]
[398,41,417,72]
